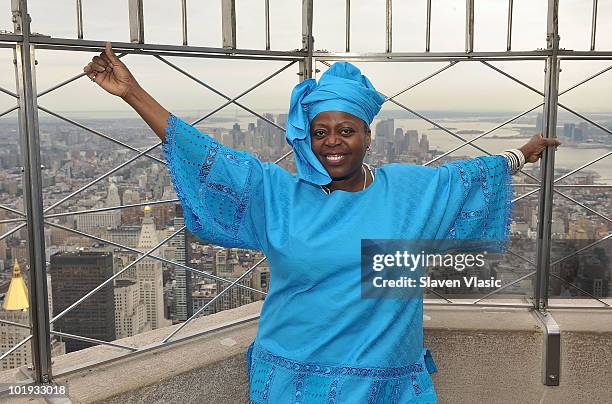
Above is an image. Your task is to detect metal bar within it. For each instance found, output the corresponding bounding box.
[534,0,560,312]
[162,256,267,343]
[38,105,166,165]
[43,142,161,213]
[513,184,612,188]
[0,204,25,217]
[20,37,305,59]
[50,226,184,325]
[553,148,612,184]
[533,310,560,385]
[313,50,550,59]
[386,0,392,53]
[0,334,32,362]
[222,0,237,49]
[0,222,26,241]
[37,53,127,97]
[50,331,137,352]
[181,0,188,46]
[0,85,18,98]
[0,218,26,224]
[345,0,350,52]
[507,0,514,51]
[0,105,19,118]
[424,301,533,309]
[45,199,179,219]
[426,0,431,52]
[474,271,537,303]
[550,273,610,307]
[383,62,458,103]
[44,221,267,296]
[465,0,475,53]
[128,0,145,44]
[0,319,30,329]
[155,55,285,132]
[12,0,52,384]
[480,60,544,96]
[551,233,612,268]
[265,0,270,50]
[553,190,612,227]
[425,103,543,166]
[76,0,83,39]
[558,64,612,96]
[558,103,612,138]
[301,0,314,80]
[274,149,293,164]
[590,0,598,51]
[190,60,297,126]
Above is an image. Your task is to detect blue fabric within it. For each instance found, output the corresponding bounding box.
[286,62,385,186]
[163,115,514,403]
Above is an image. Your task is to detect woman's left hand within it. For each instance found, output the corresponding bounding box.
[518,132,562,163]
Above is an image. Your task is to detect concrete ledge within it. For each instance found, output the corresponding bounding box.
[0,301,610,403]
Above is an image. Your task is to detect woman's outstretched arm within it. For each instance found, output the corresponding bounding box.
[83,42,170,142]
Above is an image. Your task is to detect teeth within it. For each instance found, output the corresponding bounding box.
[326,154,344,161]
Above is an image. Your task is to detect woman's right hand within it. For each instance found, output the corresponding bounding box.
[83,42,139,99]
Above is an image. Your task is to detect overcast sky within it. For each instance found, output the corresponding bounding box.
[0,0,611,115]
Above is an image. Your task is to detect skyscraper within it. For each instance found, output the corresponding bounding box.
[171,205,192,322]
[50,251,116,353]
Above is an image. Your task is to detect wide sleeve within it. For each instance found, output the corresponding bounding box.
[162,114,268,252]
[441,155,514,248]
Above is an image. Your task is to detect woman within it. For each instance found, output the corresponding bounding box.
[85,43,559,403]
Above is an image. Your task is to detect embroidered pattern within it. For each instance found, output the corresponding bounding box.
[251,344,423,379]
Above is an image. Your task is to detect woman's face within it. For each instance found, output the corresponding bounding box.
[310,111,371,181]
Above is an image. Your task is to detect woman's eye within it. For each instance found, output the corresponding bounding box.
[313,130,326,137]
[340,128,354,136]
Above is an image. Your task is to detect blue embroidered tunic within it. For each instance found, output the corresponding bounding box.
[163,114,513,403]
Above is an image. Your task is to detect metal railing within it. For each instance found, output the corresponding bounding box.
[0,0,609,389]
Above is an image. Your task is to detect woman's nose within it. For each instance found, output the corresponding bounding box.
[325,133,341,146]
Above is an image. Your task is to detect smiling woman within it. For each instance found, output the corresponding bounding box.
[84,42,560,404]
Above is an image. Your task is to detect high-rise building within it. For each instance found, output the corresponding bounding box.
[375,119,394,155]
[50,251,116,353]
[76,179,122,236]
[135,206,169,330]
[114,279,150,338]
[171,205,192,323]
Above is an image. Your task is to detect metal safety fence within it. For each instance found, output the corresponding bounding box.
[0,0,609,389]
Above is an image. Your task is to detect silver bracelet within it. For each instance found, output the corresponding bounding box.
[497,149,525,175]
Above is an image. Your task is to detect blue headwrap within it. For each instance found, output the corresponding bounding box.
[285,62,385,185]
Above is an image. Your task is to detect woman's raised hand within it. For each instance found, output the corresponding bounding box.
[83,42,139,99]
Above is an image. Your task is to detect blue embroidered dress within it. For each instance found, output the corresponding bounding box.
[163,114,513,403]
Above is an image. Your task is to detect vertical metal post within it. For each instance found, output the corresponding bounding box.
[181,0,188,46]
[128,0,144,44]
[345,0,350,52]
[11,0,53,384]
[221,0,237,49]
[533,311,561,386]
[465,0,474,53]
[426,0,432,52]
[300,0,314,80]
[265,0,270,50]
[590,0,598,51]
[76,0,83,39]
[386,0,392,53]
[507,0,514,51]
[534,0,560,313]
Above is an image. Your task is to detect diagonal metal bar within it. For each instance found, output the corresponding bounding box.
[45,221,266,296]
[473,271,536,303]
[43,142,161,213]
[50,226,185,325]
[0,105,19,118]
[154,55,285,132]
[383,61,458,102]
[553,149,612,184]
[0,204,25,217]
[480,60,544,96]
[37,54,127,97]
[0,222,26,241]
[558,103,612,138]
[191,60,297,126]
[425,103,543,165]
[274,149,294,164]
[551,233,612,266]
[0,218,26,224]
[45,198,179,219]
[550,272,610,306]
[162,256,267,343]
[0,84,18,98]
[558,64,612,96]
[0,334,32,362]
[50,330,138,351]
[38,106,166,165]
[553,189,612,227]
